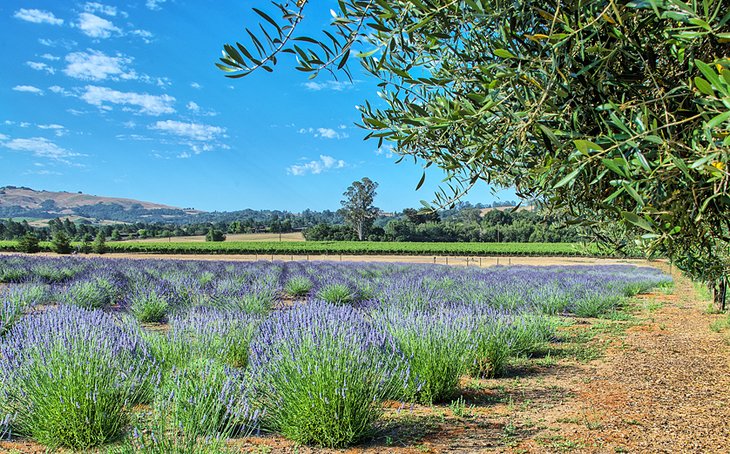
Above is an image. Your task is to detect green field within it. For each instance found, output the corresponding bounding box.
[0,240,606,256]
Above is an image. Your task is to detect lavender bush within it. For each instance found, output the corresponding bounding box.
[123,359,261,453]
[148,308,261,369]
[0,305,157,449]
[373,302,477,403]
[249,302,409,447]
[130,286,170,323]
[0,284,49,336]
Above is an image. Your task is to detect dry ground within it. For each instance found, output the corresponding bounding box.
[1,250,656,268]
[2,261,728,453]
[123,232,306,243]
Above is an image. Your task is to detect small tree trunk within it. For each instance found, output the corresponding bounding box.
[714,277,728,312]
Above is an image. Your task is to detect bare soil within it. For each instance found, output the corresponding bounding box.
[0,250,657,268]
[3,263,728,453]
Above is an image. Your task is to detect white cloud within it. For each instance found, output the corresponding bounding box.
[83,3,117,16]
[13,85,44,95]
[150,120,225,141]
[1,137,79,160]
[146,0,167,10]
[190,82,201,89]
[63,50,136,81]
[24,169,63,176]
[129,29,154,43]
[75,13,121,39]
[41,53,60,61]
[186,101,200,112]
[298,127,349,139]
[80,85,176,116]
[38,38,78,49]
[302,80,355,91]
[287,155,346,176]
[375,146,395,158]
[27,61,56,74]
[14,9,63,25]
[38,124,67,137]
[49,85,72,96]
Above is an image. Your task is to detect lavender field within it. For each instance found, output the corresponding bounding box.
[0,255,670,450]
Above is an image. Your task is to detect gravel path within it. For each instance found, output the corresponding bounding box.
[568,268,730,452]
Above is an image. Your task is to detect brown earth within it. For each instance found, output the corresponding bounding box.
[2,262,728,453]
[0,250,657,268]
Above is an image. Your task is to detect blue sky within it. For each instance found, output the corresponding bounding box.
[0,1,515,212]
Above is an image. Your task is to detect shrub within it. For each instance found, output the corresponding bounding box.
[284,276,313,298]
[316,283,355,305]
[17,233,40,254]
[157,359,258,438]
[50,231,73,254]
[0,305,156,449]
[373,302,474,403]
[0,285,49,336]
[130,288,170,323]
[60,278,116,309]
[92,231,108,254]
[160,309,261,369]
[249,302,407,447]
[0,298,24,337]
[467,310,517,379]
[571,294,623,318]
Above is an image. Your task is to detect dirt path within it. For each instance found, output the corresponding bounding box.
[0,250,655,268]
[562,268,730,452]
[455,265,730,453]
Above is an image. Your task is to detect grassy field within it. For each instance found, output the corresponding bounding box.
[0,240,606,256]
[132,232,306,243]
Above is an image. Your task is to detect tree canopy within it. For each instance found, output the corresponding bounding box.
[219,0,729,306]
[340,177,379,240]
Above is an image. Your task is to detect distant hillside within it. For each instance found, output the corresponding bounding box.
[0,186,201,224]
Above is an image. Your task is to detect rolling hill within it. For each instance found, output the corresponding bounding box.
[0,186,201,224]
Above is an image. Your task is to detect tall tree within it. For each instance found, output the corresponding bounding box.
[340,178,379,241]
[219,0,729,308]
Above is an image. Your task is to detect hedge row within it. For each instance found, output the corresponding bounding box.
[0,240,612,257]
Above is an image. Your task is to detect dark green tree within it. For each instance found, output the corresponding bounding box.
[219,0,729,307]
[205,228,226,242]
[80,234,93,254]
[50,231,72,254]
[18,232,40,254]
[92,231,107,254]
[339,178,379,241]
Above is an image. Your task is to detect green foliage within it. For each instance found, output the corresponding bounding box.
[340,177,379,241]
[284,276,313,297]
[94,240,601,256]
[93,231,108,254]
[61,279,116,309]
[17,233,40,254]
[205,228,226,242]
[50,231,72,254]
[220,0,729,305]
[130,290,169,323]
[128,359,254,453]
[80,233,93,254]
[316,283,355,305]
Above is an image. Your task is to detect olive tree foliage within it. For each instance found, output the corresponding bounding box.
[340,177,379,240]
[218,0,729,306]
